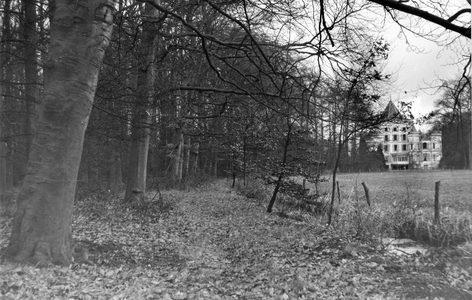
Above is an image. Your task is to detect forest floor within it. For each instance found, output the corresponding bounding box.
[1,180,472,299]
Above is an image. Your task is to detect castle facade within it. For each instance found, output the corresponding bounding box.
[371,101,442,170]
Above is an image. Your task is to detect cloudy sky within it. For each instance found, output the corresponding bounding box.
[384,34,464,118]
[377,10,469,124]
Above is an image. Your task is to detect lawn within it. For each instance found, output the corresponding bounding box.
[320,170,472,214]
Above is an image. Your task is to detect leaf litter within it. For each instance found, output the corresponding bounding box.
[0,181,471,299]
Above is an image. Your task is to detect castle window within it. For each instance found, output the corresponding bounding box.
[393,135,398,141]
[384,145,389,152]
[410,144,413,150]
[401,127,406,132]
[384,135,389,141]
[384,128,388,132]
[422,142,428,149]
[402,134,406,141]
[402,144,407,151]
[394,145,398,151]
[433,143,436,149]
[432,154,436,161]
[423,153,429,161]
[393,127,397,131]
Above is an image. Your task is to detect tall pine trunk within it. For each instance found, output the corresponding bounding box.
[4,0,115,266]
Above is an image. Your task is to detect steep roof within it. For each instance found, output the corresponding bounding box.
[383,100,401,120]
[410,125,419,133]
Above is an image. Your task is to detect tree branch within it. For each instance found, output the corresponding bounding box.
[369,0,471,38]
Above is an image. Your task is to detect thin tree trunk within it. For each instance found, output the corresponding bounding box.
[183,135,191,178]
[4,0,114,266]
[124,3,158,204]
[22,0,39,161]
[108,148,123,195]
[0,45,5,202]
[1,0,14,192]
[191,141,199,176]
[267,121,293,213]
[170,124,184,181]
[0,140,6,203]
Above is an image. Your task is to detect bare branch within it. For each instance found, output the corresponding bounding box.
[368,0,471,38]
[447,8,471,22]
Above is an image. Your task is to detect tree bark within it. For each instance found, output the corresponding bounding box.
[183,135,191,179]
[1,0,15,191]
[4,0,115,266]
[0,139,6,203]
[124,3,157,204]
[124,108,151,205]
[0,44,5,203]
[108,148,123,195]
[191,141,200,176]
[170,123,184,181]
[22,0,39,161]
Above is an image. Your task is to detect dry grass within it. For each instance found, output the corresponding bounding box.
[333,169,472,212]
[321,170,472,246]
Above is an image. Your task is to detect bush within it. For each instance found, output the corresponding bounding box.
[234,178,269,201]
[330,193,471,248]
[331,199,405,248]
[406,213,471,247]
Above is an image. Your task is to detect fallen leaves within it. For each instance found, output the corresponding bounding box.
[0,181,471,299]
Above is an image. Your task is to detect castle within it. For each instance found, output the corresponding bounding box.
[372,101,442,170]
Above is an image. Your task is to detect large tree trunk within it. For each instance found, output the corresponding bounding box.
[124,108,151,204]
[4,0,115,266]
[124,3,157,205]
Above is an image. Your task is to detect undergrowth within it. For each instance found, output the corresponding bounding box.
[233,176,471,249]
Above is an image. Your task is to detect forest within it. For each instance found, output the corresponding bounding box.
[0,1,471,299]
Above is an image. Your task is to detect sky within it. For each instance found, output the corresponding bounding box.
[270,1,469,131]
[376,5,470,129]
[384,32,465,119]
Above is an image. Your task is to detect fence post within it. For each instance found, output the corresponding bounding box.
[434,181,441,225]
[361,182,371,207]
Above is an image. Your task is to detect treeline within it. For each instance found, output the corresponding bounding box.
[0,1,394,206]
[428,77,471,169]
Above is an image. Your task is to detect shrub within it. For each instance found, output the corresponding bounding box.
[406,213,472,247]
[234,178,269,201]
[330,193,471,249]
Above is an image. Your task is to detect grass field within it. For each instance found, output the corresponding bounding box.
[318,170,472,214]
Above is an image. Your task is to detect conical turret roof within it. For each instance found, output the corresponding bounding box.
[383,100,401,119]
